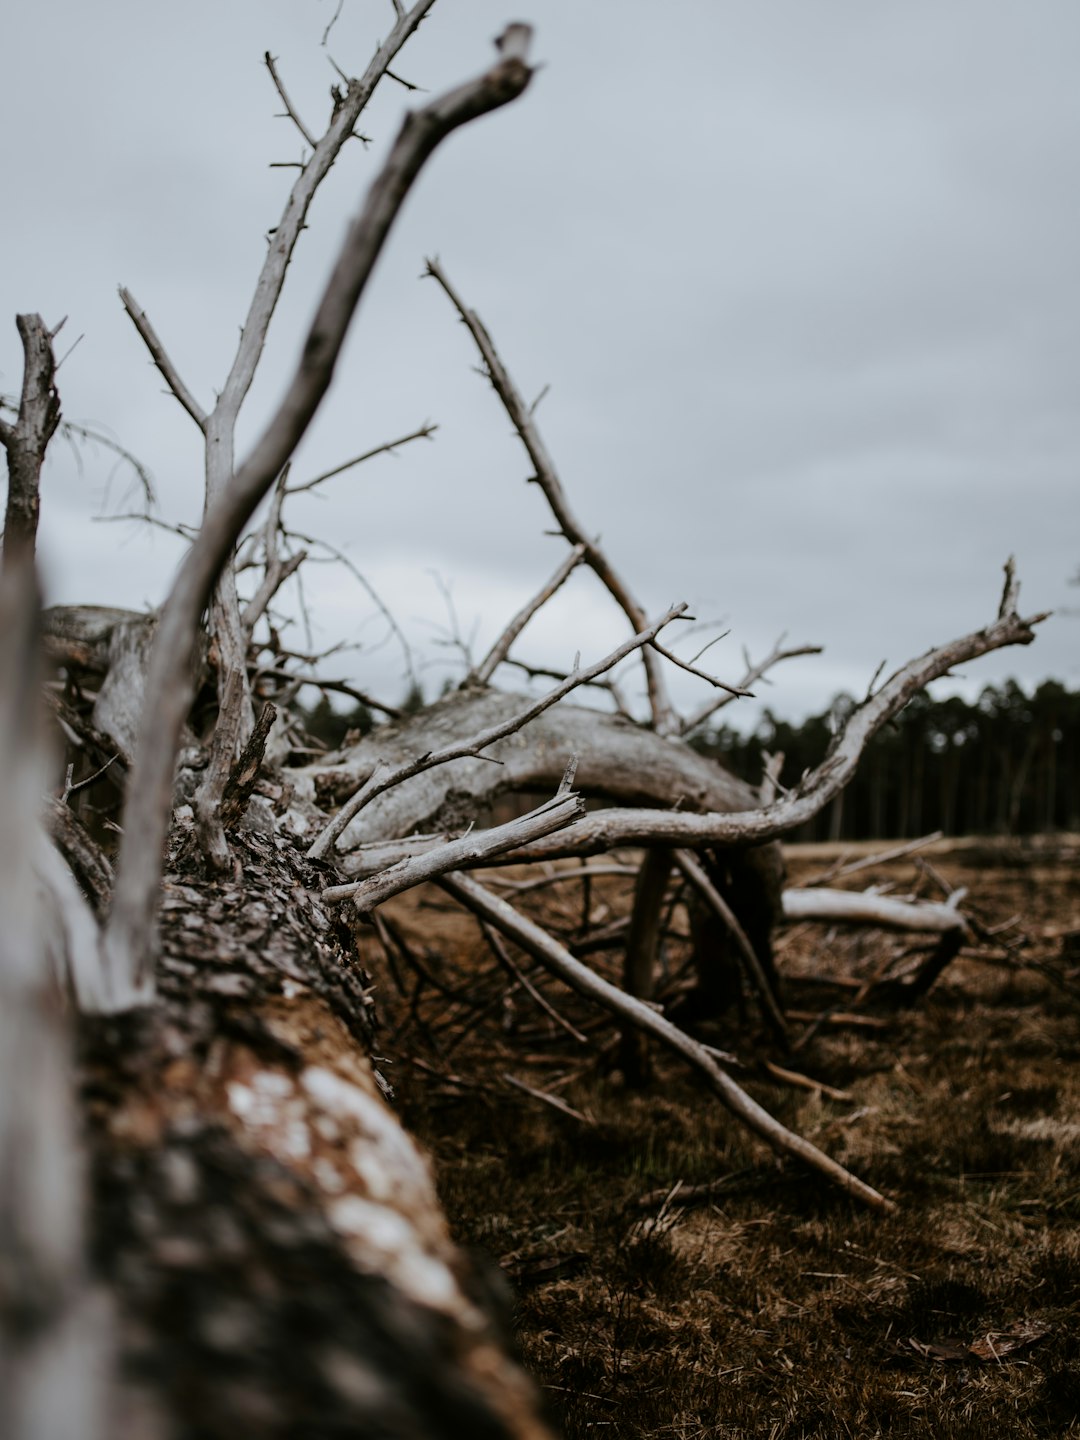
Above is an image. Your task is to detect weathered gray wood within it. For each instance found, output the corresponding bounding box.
[0,563,107,1440]
[81,825,555,1438]
[302,686,760,851]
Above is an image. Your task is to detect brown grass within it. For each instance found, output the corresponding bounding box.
[363,841,1080,1438]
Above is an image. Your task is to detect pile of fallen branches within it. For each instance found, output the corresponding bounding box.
[0,9,1051,1435]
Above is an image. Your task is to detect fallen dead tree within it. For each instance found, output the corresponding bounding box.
[0,8,1049,1438]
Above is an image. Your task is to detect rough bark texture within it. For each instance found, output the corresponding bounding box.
[81,824,554,1439]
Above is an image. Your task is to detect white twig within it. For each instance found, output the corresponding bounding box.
[321,789,584,911]
[806,830,945,886]
[118,289,207,430]
[286,422,437,494]
[425,257,679,734]
[472,542,587,685]
[439,872,895,1212]
[307,602,686,861]
[650,637,754,699]
[475,591,1047,863]
[265,51,317,150]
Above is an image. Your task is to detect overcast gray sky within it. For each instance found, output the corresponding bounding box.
[3,0,1077,729]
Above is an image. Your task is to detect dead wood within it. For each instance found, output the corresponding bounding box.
[308,605,686,861]
[0,560,108,1440]
[782,886,968,934]
[103,30,537,1001]
[440,871,895,1213]
[305,686,762,856]
[79,825,554,1438]
[0,314,61,565]
[425,258,679,733]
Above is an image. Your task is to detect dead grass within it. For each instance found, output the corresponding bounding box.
[363,840,1080,1438]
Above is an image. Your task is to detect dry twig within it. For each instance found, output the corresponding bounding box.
[103,28,536,998]
[440,871,895,1212]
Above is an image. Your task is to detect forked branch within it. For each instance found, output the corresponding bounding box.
[103,30,536,999]
[425,257,679,733]
[440,871,894,1211]
[681,636,823,735]
[307,601,687,861]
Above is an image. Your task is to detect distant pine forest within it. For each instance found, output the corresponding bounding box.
[693,679,1079,841]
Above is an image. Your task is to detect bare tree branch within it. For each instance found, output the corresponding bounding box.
[681,636,823,735]
[0,558,111,1434]
[131,4,441,810]
[479,591,1047,863]
[425,257,679,734]
[307,602,687,861]
[322,789,585,911]
[674,849,788,1045]
[102,29,537,999]
[118,289,207,430]
[283,529,418,689]
[439,872,895,1212]
[264,51,318,149]
[240,467,304,635]
[649,636,754,700]
[1,315,62,564]
[253,664,399,716]
[805,830,945,887]
[781,887,968,935]
[471,541,587,685]
[286,422,437,494]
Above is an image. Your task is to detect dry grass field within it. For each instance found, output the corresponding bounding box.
[364,837,1080,1438]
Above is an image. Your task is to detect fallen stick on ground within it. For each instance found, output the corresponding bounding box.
[440,871,896,1213]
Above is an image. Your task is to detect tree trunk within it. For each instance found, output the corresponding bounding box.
[80,824,555,1440]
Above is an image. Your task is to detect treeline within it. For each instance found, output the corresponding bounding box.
[693,680,1079,841]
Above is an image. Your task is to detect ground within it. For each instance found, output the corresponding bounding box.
[361,838,1080,1439]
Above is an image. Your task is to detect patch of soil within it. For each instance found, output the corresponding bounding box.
[363,839,1080,1438]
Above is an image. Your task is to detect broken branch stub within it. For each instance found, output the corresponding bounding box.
[440,871,895,1212]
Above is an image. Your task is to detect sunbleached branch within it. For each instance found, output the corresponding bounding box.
[439,871,894,1211]
[425,256,679,734]
[321,789,585,911]
[286,422,437,494]
[102,28,536,999]
[265,51,317,150]
[306,601,687,861]
[781,887,968,935]
[650,636,754,700]
[471,542,587,685]
[1,314,62,564]
[118,289,207,430]
[223,1,439,424]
